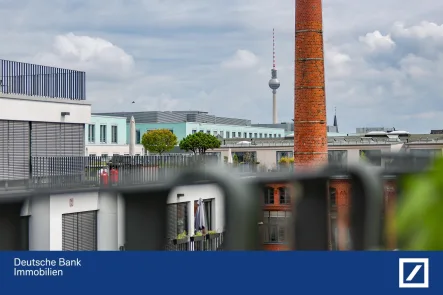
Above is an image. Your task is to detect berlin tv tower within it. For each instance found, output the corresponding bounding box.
[268,28,280,124]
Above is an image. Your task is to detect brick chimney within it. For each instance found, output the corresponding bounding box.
[294,0,328,167]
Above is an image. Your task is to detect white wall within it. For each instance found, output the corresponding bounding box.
[0,93,91,124]
[168,184,225,234]
[49,192,99,250]
[85,144,144,156]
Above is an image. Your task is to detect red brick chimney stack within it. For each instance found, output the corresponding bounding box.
[294,0,328,167]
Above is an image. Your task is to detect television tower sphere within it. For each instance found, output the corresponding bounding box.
[269,78,280,90]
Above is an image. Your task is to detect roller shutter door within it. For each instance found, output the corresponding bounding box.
[0,120,30,181]
[31,122,85,178]
[31,122,85,157]
[62,211,97,251]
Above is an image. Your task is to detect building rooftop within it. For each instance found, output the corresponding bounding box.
[93,111,252,126]
[0,59,86,100]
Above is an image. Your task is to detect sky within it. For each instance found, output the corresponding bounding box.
[1,0,443,133]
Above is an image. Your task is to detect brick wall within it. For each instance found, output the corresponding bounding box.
[294,0,328,167]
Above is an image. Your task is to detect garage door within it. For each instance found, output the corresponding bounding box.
[62,211,97,251]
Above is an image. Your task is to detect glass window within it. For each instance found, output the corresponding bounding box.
[264,187,274,204]
[262,210,291,243]
[359,150,382,166]
[100,125,107,143]
[279,187,290,204]
[111,126,118,143]
[192,130,197,134]
[136,129,141,143]
[88,125,95,143]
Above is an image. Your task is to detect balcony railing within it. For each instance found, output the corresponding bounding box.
[165,233,225,251]
[0,59,86,100]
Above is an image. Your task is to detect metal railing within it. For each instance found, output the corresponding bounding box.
[0,153,436,251]
[0,155,220,191]
[0,59,86,100]
[165,233,225,251]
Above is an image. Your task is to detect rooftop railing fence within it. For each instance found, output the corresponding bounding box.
[0,153,437,251]
[0,59,86,100]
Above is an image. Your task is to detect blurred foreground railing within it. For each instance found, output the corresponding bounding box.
[0,153,436,251]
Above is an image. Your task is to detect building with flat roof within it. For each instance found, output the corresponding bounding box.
[0,59,91,186]
[93,111,286,143]
[213,132,443,170]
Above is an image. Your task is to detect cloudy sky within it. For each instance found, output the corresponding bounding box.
[1,0,443,133]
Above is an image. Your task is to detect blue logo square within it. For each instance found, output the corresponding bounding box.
[402,262,425,284]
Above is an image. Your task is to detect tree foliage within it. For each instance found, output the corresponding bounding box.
[141,129,177,155]
[396,157,443,250]
[179,132,221,154]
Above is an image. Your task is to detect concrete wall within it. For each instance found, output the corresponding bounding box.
[28,196,50,250]
[168,184,225,234]
[0,93,91,124]
[85,144,144,156]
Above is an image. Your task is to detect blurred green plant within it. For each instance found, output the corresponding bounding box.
[176,231,188,240]
[396,157,443,250]
[193,231,203,237]
[207,230,217,235]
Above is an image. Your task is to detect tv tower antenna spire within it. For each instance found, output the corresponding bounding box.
[269,28,280,124]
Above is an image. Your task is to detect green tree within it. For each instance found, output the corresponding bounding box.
[141,129,177,155]
[179,132,221,154]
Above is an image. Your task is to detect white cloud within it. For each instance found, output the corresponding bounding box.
[34,33,135,79]
[221,49,259,69]
[359,31,395,51]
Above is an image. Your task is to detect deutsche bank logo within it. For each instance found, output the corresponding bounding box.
[399,258,429,288]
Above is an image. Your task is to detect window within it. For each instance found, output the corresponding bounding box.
[237,132,241,137]
[136,129,141,144]
[259,133,262,138]
[264,134,267,138]
[278,134,281,138]
[264,187,274,204]
[254,133,257,138]
[207,130,211,134]
[279,187,290,204]
[89,154,96,157]
[169,129,174,134]
[274,134,276,138]
[194,199,213,232]
[359,150,382,166]
[249,133,252,138]
[213,131,218,136]
[100,125,107,143]
[329,187,337,207]
[328,150,348,167]
[262,211,291,243]
[276,151,294,163]
[88,125,95,143]
[220,131,224,138]
[167,202,188,238]
[111,126,118,143]
[244,132,247,138]
[199,130,204,133]
[101,154,108,159]
[192,130,197,134]
[226,131,230,138]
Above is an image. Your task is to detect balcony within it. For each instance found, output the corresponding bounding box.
[0,59,86,100]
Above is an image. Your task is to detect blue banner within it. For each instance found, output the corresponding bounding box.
[0,252,441,294]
